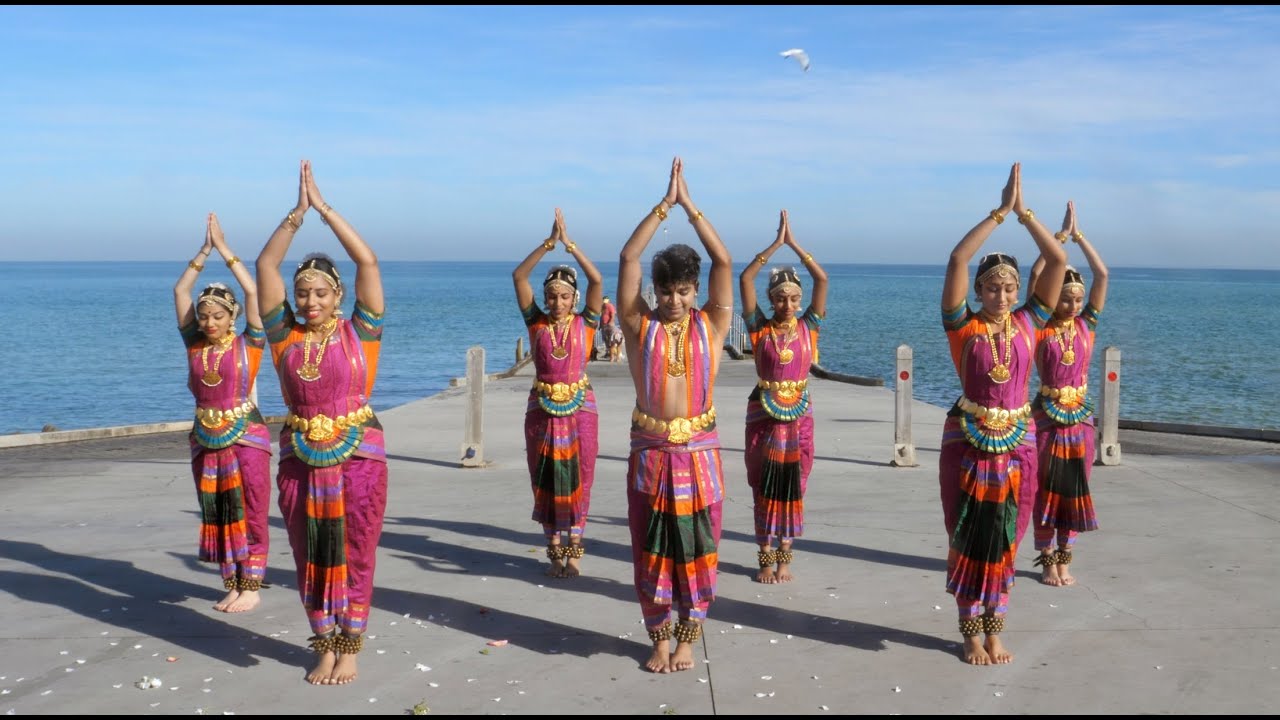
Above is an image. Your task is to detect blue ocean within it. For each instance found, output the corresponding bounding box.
[2,261,1276,435]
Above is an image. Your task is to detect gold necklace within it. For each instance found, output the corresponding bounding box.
[770,317,798,365]
[199,332,236,387]
[984,312,1012,384]
[663,314,691,378]
[1056,318,1077,365]
[297,318,340,382]
[548,316,572,360]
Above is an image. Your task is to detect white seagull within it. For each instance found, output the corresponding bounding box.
[780,48,810,72]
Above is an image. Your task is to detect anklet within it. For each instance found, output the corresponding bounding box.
[958,617,983,637]
[647,622,672,643]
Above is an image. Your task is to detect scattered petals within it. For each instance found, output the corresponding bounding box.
[755,692,767,698]
[369,698,377,703]
[761,675,773,680]
[894,686,902,693]
[697,678,707,683]
[733,624,743,629]
[428,683,439,688]
[993,691,1004,697]
[1155,665,1163,670]
[769,639,779,644]
[933,605,942,610]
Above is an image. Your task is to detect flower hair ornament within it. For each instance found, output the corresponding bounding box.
[199,282,241,318]
[767,266,803,299]
[544,265,580,308]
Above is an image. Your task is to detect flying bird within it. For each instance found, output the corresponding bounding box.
[780,48,810,72]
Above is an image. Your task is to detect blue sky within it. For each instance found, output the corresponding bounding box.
[1,5,1278,268]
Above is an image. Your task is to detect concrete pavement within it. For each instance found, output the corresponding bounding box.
[1,358,1278,715]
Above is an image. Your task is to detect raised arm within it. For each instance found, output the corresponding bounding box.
[207,212,261,330]
[513,215,560,311]
[943,163,1019,310]
[618,157,679,338]
[1071,208,1109,313]
[740,210,787,319]
[1014,177,1069,308]
[255,160,309,313]
[1029,200,1075,292]
[677,161,733,339]
[558,208,603,317]
[306,160,383,315]
[174,225,214,327]
[784,214,827,318]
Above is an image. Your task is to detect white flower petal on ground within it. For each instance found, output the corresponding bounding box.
[994,691,1003,697]
[761,675,772,680]
[415,664,431,672]
[428,683,439,688]
[894,686,901,693]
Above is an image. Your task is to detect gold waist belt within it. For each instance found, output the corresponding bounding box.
[757,378,807,392]
[1039,383,1088,404]
[286,405,375,440]
[196,401,256,428]
[533,374,589,403]
[632,406,717,445]
[957,397,1032,429]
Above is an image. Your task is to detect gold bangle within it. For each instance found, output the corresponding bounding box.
[688,211,704,223]
[565,241,577,253]
[1018,208,1035,225]
[1053,231,1068,244]
[225,256,242,267]
[652,203,669,221]
[989,209,1005,225]
[1072,231,1086,243]
[542,239,556,251]
[755,254,767,266]
[283,210,301,231]
[188,261,205,272]
[803,253,813,263]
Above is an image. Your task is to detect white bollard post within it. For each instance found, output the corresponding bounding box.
[892,344,918,467]
[460,345,485,467]
[1097,346,1122,466]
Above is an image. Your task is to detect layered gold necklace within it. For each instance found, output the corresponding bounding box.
[770,316,798,365]
[548,316,572,360]
[297,318,340,382]
[200,332,236,387]
[982,312,1012,384]
[663,314,691,378]
[1055,318,1077,365]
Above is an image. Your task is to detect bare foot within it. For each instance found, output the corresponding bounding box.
[306,651,336,685]
[563,555,581,578]
[755,565,777,584]
[225,589,260,613]
[776,560,794,583]
[1058,561,1076,586]
[213,588,239,612]
[327,653,358,684]
[1038,553,1063,586]
[670,641,696,671]
[645,640,672,673]
[985,634,1013,664]
[545,545,564,578]
[962,636,990,665]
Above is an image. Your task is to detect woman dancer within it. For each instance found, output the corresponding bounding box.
[512,208,603,578]
[738,210,827,583]
[1028,202,1108,586]
[939,163,1066,665]
[256,160,387,685]
[174,212,271,613]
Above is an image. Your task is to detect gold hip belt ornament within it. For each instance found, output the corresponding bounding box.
[632,406,717,445]
[286,405,375,443]
[1039,383,1088,405]
[957,397,1031,431]
[196,401,256,428]
[534,374,589,404]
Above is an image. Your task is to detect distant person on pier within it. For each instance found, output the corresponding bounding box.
[1026,202,1109,587]
[939,163,1067,665]
[738,209,828,584]
[256,160,387,686]
[173,212,271,614]
[617,157,733,673]
[601,295,625,362]
[511,208,604,578]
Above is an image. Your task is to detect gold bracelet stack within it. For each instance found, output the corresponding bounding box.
[318,203,334,226]
[1018,208,1035,225]
[652,203,670,221]
[282,209,302,231]
[989,209,1005,224]
[1072,231,1086,243]
[225,256,242,267]
[189,260,205,272]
